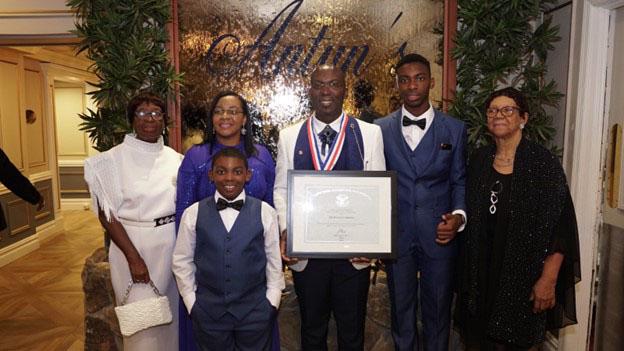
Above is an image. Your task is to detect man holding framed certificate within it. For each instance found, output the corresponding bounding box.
[274,65,386,350]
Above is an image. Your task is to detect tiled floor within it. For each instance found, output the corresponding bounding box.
[0,210,103,351]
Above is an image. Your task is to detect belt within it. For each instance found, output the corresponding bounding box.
[118,214,175,228]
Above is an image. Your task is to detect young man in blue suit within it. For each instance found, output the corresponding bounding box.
[375,53,467,351]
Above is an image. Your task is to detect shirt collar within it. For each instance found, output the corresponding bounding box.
[402,104,434,122]
[214,190,246,203]
[312,111,345,133]
[124,133,164,153]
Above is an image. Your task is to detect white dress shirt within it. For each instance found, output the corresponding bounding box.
[401,104,435,151]
[401,103,467,230]
[172,190,285,314]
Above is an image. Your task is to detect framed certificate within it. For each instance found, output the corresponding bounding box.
[287,170,397,258]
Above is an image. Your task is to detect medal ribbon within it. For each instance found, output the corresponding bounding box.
[306,113,348,171]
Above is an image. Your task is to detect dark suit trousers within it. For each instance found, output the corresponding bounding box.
[292,259,371,351]
[191,298,276,351]
[386,241,455,351]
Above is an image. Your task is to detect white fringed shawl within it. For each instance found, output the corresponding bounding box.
[84,149,123,222]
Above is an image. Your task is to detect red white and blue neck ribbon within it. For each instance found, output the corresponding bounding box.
[307,113,348,171]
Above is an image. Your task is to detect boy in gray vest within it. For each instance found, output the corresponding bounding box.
[173,147,284,351]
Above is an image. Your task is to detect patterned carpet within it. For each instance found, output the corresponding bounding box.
[0,210,103,351]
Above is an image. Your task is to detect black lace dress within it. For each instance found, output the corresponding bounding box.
[456,139,581,348]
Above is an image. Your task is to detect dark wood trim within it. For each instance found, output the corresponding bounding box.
[0,35,80,46]
[443,0,458,112]
[0,9,75,15]
[5,200,32,237]
[167,0,182,153]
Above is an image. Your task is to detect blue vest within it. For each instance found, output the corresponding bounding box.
[293,117,365,171]
[194,196,267,320]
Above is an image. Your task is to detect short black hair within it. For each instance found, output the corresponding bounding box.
[204,91,257,157]
[211,147,248,170]
[395,53,431,74]
[126,91,167,124]
[484,87,529,116]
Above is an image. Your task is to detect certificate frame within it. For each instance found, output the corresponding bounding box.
[286,170,397,259]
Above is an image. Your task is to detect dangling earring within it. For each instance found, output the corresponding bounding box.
[241,127,247,136]
[520,123,525,129]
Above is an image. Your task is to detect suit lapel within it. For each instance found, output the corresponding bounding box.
[418,112,450,176]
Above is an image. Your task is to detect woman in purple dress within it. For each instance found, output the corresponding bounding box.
[176,91,277,351]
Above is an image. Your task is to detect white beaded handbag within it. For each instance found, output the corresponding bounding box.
[114,280,172,337]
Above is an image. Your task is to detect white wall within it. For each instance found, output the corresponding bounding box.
[545,2,573,154]
[54,86,89,160]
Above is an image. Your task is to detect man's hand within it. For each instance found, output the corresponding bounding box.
[36,197,45,211]
[435,213,462,245]
[349,257,371,264]
[280,230,299,264]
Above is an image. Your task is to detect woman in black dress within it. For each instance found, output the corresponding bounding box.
[456,87,581,350]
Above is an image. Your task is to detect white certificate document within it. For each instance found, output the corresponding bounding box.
[288,170,396,258]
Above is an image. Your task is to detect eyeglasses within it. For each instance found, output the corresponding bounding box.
[213,109,243,117]
[486,106,519,118]
[135,110,164,120]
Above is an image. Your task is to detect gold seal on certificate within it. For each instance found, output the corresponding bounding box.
[287,170,397,258]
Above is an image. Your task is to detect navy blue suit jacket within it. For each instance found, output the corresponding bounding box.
[376,109,467,259]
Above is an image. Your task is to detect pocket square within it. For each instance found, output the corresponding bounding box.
[440,143,452,150]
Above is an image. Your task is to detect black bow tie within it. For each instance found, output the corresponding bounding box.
[216,198,244,211]
[318,125,337,156]
[402,116,426,130]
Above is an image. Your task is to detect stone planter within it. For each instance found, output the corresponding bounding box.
[82,247,121,351]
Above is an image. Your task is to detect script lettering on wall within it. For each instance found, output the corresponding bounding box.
[179,0,443,150]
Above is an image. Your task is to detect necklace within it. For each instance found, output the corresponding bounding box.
[489,180,503,214]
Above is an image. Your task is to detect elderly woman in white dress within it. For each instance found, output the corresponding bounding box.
[84,92,181,350]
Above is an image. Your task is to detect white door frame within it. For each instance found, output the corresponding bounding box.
[560,0,624,350]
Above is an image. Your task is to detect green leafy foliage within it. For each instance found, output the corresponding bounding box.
[66,0,181,151]
[450,0,563,153]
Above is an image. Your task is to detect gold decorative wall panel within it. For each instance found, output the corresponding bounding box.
[179,0,444,147]
[0,59,23,168]
[25,59,48,173]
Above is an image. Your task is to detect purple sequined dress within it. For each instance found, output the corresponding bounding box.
[175,141,276,351]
